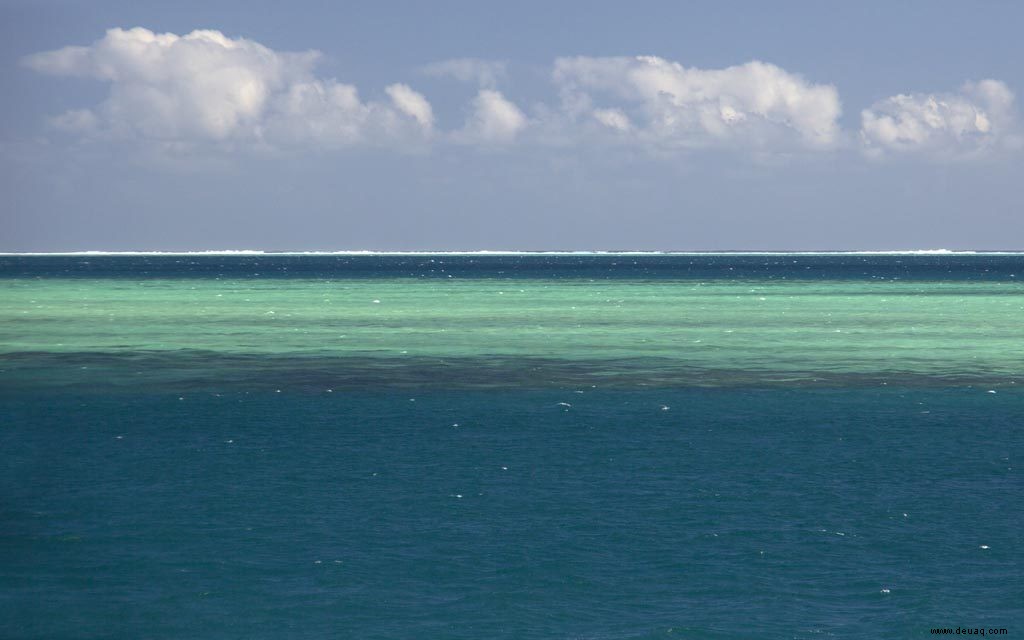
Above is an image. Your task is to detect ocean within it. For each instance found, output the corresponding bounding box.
[1,253,1021,638]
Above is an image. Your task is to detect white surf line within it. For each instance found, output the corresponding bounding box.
[2,249,1023,256]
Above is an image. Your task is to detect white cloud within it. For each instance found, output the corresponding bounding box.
[459,89,528,143]
[593,108,632,132]
[25,30,1021,163]
[23,27,433,148]
[860,80,1017,157]
[262,80,368,145]
[421,58,507,88]
[386,83,434,129]
[553,56,842,149]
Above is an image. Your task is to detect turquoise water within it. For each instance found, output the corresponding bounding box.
[1,254,1022,638]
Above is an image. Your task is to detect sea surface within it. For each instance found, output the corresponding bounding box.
[1,253,1021,638]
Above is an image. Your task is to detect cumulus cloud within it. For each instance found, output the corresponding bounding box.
[421,58,507,88]
[860,80,1018,157]
[25,30,1021,162]
[385,83,434,129]
[459,89,528,143]
[23,27,434,148]
[553,56,842,149]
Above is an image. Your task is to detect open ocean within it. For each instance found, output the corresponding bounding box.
[1,253,1021,639]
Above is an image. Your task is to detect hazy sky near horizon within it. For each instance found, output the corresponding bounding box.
[2,0,1024,251]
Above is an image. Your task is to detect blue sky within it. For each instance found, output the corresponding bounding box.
[2,0,1023,251]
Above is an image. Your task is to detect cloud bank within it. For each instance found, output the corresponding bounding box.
[23,27,434,147]
[23,27,1021,161]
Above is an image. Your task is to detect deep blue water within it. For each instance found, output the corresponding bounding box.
[2,252,1024,281]
[2,389,1021,639]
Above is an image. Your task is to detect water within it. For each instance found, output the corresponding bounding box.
[1,254,1021,638]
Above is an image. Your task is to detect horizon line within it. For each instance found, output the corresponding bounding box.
[2,249,1024,256]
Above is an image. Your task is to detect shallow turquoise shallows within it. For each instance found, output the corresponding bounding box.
[1,254,1021,639]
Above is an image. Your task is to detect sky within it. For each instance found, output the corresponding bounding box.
[2,0,1023,251]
